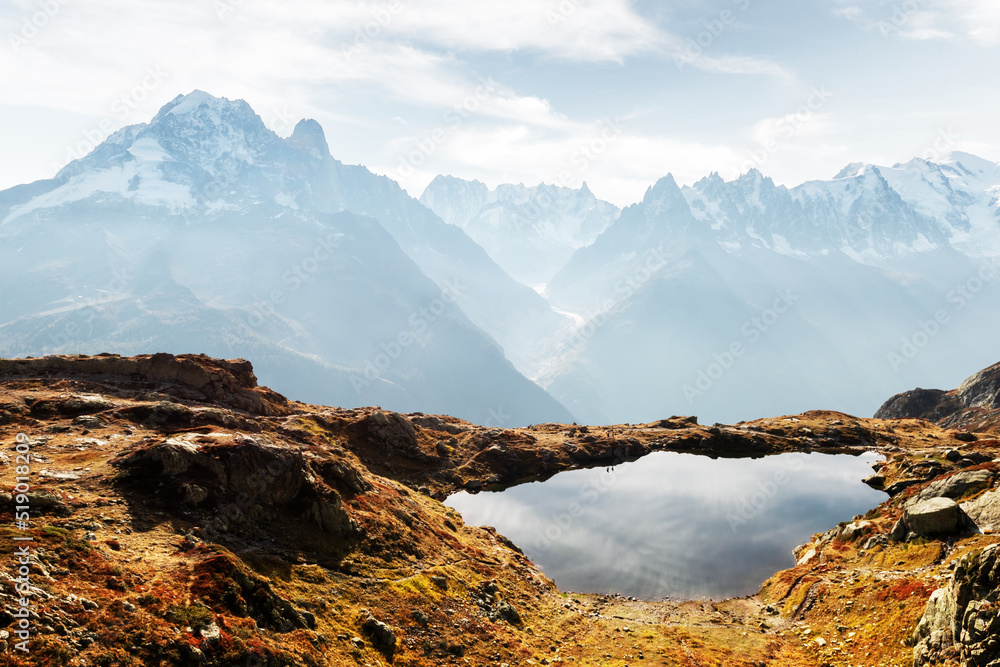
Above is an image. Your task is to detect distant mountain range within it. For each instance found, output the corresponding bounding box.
[2,90,999,425]
[419,176,620,287]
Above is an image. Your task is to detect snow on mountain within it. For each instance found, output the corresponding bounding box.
[420,176,620,287]
[541,154,1000,425]
[2,91,566,382]
[4,90,1000,428]
[0,91,574,426]
[680,166,958,263]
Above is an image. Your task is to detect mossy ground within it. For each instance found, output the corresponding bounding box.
[2,371,998,665]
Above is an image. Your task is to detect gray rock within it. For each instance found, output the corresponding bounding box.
[839,520,874,542]
[912,544,1000,666]
[961,489,1000,533]
[905,498,963,536]
[862,533,889,551]
[495,601,522,626]
[0,490,73,517]
[863,473,886,490]
[362,615,396,653]
[891,517,908,541]
[912,470,995,504]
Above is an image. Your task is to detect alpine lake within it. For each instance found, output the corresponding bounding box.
[446,450,887,600]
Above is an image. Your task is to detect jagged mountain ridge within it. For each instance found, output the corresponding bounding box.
[539,157,1000,425]
[4,88,1000,427]
[419,175,620,286]
[0,92,574,426]
[1,91,565,378]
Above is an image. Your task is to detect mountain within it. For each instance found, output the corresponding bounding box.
[876,360,1000,432]
[0,91,573,426]
[680,154,1000,262]
[539,154,1000,425]
[420,176,620,287]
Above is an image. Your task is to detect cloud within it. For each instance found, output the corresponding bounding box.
[949,0,1000,46]
[849,0,1000,46]
[377,119,744,207]
[693,54,798,84]
[236,0,665,63]
[833,6,864,21]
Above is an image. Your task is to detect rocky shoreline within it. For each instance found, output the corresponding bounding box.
[1,353,999,666]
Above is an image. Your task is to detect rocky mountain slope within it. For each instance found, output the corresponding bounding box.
[876,361,1000,433]
[3,353,1000,666]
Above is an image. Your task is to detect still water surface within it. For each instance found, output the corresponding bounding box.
[446,451,886,600]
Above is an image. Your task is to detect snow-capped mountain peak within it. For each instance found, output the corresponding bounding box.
[419,175,620,286]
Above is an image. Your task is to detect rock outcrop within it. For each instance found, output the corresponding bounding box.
[876,361,1000,432]
[0,353,290,416]
[114,431,364,541]
[912,544,1000,666]
[962,490,1000,533]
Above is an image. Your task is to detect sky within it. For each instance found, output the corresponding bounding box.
[1,0,999,207]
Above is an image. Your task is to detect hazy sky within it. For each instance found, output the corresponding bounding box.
[1,0,998,206]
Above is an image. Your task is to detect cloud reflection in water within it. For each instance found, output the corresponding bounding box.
[446,451,887,600]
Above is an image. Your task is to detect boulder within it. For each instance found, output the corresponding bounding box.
[362,614,396,653]
[961,489,1000,533]
[911,470,995,504]
[839,520,874,542]
[905,498,963,537]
